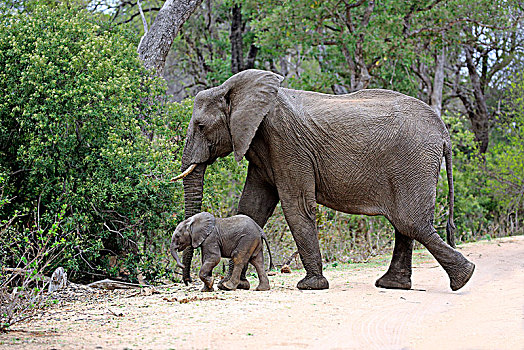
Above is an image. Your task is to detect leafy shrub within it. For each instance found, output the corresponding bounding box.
[437,113,492,242]
[485,75,524,234]
[0,178,68,332]
[0,4,189,282]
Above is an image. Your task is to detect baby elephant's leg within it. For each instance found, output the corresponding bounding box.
[251,250,270,291]
[238,264,250,290]
[221,238,256,291]
[219,260,250,290]
[199,257,220,292]
[220,254,250,291]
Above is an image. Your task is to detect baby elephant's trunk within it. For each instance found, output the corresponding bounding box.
[170,243,185,270]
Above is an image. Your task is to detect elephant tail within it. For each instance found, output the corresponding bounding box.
[444,141,456,248]
[261,232,275,271]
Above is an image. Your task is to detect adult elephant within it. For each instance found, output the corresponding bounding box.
[174,69,475,291]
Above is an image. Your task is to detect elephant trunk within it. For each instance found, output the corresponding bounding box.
[181,162,207,285]
[170,243,185,269]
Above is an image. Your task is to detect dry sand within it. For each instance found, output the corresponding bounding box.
[2,235,523,349]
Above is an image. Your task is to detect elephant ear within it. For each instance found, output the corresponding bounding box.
[222,69,284,162]
[188,212,216,248]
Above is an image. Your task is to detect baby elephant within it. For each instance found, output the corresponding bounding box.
[170,212,273,292]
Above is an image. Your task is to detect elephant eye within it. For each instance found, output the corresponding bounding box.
[197,123,205,132]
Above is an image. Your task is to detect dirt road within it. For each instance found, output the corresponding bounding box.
[2,236,523,349]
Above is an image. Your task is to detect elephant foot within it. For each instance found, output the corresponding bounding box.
[237,279,250,290]
[449,261,475,291]
[218,278,250,290]
[201,285,214,292]
[375,271,411,290]
[217,278,227,290]
[297,275,329,290]
[255,283,270,291]
[219,280,238,291]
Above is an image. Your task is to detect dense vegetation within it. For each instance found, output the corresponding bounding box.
[0,4,189,282]
[0,0,523,293]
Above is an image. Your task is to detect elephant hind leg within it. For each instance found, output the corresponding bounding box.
[220,243,257,291]
[376,228,413,290]
[417,228,475,291]
[219,260,245,291]
[397,220,475,291]
[251,250,270,291]
[237,265,250,290]
[219,260,250,290]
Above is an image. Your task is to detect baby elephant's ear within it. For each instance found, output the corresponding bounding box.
[189,212,216,248]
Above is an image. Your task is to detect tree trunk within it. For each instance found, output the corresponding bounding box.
[430,47,445,117]
[137,0,204,74]
[464,45,490,153]
[354,34,372,91]
[230,4,244,74]
[245,44,258,70]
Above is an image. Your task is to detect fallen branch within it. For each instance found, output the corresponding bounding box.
[282,251,299,266]
[107,308,124,317]
[163,295,223,303]
[87,279,150,290]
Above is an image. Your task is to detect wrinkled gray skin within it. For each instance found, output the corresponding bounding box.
[180,69,475,291]
[170,212,272,292]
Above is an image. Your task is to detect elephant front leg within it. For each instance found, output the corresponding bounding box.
[281,202,329,290]
[237,164,279,228]
[376,228,414,290]
[227,165,278,290]
[199,258,220,292]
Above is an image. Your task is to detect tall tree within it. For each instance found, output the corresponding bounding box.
[230,3,258,74]
[137,0,204,74]
[453,23,521,153]
[395,0,523,151]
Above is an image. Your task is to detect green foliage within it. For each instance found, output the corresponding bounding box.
[436,96,524,241]
[0,4,189,282]
[247,0,439,95]
[316,206,393,263]
[1,0,522,284]
[436,113,491,241]
[168,0,235,91]
[202,156,247,217]
[485,75,524,233]
[0,196,68,332]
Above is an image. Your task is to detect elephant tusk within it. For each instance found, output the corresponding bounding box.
[171,164,198,182]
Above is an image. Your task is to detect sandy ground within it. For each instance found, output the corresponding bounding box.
[1,236,523,350]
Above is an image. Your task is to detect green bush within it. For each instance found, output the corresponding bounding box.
[437,113,492,242]
[485,75,524,234]
[0,4,190,282]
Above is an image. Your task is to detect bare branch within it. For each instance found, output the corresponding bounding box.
[137,0,149,34]
[360,0,374,28]
[138,0,204,74]
[405,15,523,37]
[342,0,366,9]
[119,7,162,25]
